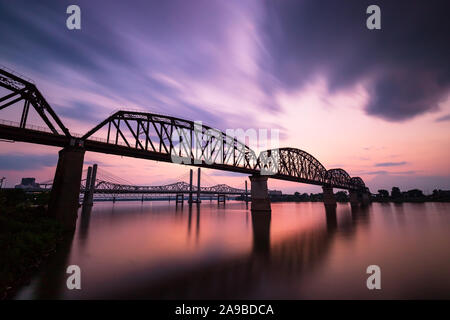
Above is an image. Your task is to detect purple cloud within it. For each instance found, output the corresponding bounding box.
[375,161,407,167]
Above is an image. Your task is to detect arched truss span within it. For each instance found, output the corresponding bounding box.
[326,168,352,189]
[81,110,259,172]
[350,177,366,189]
[259,147,328,184]
[81,113,367,191]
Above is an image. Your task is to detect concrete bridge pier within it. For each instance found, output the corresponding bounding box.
[361,192,371,206]
[322,186,336,208]
[48,147,85,231]
[349,190,371,206]
[176,193,184,205]
[188,169,193,204]
[196,168,201,203]
[245,180,249,204]
[82,166,92,205]
[249,175,271,213]
[217,194,226,203]
[82,164,97,207]
[349,190,359,207]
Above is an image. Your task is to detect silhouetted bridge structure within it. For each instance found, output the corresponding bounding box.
[40,166,250,204]
[0,67,370,229]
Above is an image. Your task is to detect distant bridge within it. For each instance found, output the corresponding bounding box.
[38,166,251,202]
[40,177,248,196]
[0,67,370,229]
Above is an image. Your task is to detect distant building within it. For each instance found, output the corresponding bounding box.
[269,190,282,196]
[15,177,41,190]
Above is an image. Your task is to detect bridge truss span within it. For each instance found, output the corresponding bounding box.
[80,110,260,174]
[0,66,368,193]
[258,147,328,185]
[78,179,247,195]
[0,68,70,137]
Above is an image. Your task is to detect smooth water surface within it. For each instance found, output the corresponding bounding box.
[14,201,450,299]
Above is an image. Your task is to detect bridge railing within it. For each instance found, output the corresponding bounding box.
[0,118,59,134]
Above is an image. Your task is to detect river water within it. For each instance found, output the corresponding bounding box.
[13,201,450,299]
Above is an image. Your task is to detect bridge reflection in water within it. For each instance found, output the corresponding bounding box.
[13,201,372,300]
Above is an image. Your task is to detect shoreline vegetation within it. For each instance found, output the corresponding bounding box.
[237,187,450,203]
[0,189,63,300]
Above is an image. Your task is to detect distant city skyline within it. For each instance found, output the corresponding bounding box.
[0,0,449,193]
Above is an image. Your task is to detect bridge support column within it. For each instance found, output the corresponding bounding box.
[83,164,97,207]
[82,166,92,206]
[361,192,370,206]
[349,190,359,206]
[322,186,336,208]
[196,168,201,203]
[249,175,271,213]
[245,180,248,204]
[176,193,184,205]
[48,147,85,231]
[217,194,226,203]
[188,169,193,204]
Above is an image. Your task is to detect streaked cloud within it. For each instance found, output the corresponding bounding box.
[0,0,449,191]
[435,114,450,122]
[375,161,407,167]
[0,154,57,170]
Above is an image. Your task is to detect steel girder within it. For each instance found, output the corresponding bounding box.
[81,110,259,171]
[0,68,71,137]
[259,147,328,183]
[79,179,246,195]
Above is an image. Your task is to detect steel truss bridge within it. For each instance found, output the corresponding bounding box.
[82,181,246,195]
[0,67,368,192]
[40,176,248,196]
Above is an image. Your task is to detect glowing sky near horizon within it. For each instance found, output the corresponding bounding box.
[0,0,449,193]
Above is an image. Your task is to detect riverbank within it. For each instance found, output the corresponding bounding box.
[236,193,450,203]
[0,189,63,299]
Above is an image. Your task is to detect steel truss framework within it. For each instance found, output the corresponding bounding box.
[81,110,259,171]
[0,67,367,192]
[0,68,70,136]
[79,179,247,195]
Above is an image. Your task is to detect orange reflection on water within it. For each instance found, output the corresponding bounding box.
[13,201,450,299]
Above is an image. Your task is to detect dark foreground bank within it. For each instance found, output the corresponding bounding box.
[0,189,63,299]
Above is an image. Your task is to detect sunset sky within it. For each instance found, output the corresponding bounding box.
[0,0,449,194]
